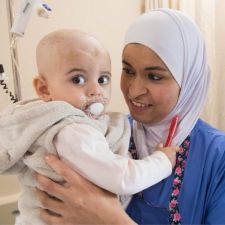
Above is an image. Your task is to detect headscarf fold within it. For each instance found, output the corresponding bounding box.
[124,8,210,158]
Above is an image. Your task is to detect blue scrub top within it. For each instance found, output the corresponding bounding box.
[126,119,225,224]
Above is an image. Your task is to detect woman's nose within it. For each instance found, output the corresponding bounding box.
[129,77,147,98]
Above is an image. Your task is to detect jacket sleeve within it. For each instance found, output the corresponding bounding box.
[55,123,172,195]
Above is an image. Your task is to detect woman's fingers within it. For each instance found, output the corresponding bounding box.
[36,155,132,224]
[36,154,84,201]
[36,188,63,215]
[35,172,66,201]
[40,208,63,225]
[45,154,83,184]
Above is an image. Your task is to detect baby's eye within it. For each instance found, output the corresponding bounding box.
[98,75,110,85]
[71,75,85,85]
[148,74,162,81]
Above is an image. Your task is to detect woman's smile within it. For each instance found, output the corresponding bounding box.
[129,99,153,112]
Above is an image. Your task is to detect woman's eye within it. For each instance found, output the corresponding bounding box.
[122,67,134,75]
[148,74,162,81]
[71,75,85,85]
[98,75,110,85]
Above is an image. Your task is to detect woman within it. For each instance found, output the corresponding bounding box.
[36,8,225,224]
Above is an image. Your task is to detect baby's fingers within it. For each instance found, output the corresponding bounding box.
[171,146,180,152]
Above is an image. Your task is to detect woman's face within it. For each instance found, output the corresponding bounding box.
[121,43,180,124]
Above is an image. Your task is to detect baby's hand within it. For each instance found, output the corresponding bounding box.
[156,143,180,167]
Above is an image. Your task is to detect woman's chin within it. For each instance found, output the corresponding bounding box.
[130,110,163,124]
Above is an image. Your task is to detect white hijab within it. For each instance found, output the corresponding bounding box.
[123,8,210,158]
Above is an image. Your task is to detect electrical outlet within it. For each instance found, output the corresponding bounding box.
[0,73,6,81]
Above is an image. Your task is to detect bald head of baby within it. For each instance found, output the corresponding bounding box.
[36,29,110,77]
[33,29,111,104]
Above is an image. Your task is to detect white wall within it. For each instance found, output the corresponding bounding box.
[1,0,142,113]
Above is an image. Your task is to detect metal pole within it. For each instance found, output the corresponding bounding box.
[6,0,22,101]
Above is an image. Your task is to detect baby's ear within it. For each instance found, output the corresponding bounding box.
[33,75,51,101]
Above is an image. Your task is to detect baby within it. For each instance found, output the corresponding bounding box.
[0,29,178,225]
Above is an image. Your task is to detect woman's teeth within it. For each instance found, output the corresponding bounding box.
[131,100,150,108]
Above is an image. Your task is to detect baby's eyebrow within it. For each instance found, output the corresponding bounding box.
[66,68,86,74]
[101,71,111,76]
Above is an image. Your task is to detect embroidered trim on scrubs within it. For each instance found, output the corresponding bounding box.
[129,133,190,225]
[129,134,139,160]
[169,135,190,225]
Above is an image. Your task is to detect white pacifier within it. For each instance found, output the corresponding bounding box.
[88,102,104,116]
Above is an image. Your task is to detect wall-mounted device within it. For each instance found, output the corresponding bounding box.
[11,0,51,37]
[2,0,52,103]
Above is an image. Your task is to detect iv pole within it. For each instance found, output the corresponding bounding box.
[4,0,51,102]
[6,0,22,101]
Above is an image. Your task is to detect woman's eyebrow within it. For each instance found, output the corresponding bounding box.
[122,60,132,67]
[144,66,166,71]
[123,60,166,71]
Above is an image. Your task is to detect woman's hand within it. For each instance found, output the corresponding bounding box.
[36,154,135,225]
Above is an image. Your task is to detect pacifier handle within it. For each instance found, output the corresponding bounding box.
[88,102,104,116]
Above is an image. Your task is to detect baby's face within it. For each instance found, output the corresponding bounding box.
[45,43,111,111]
